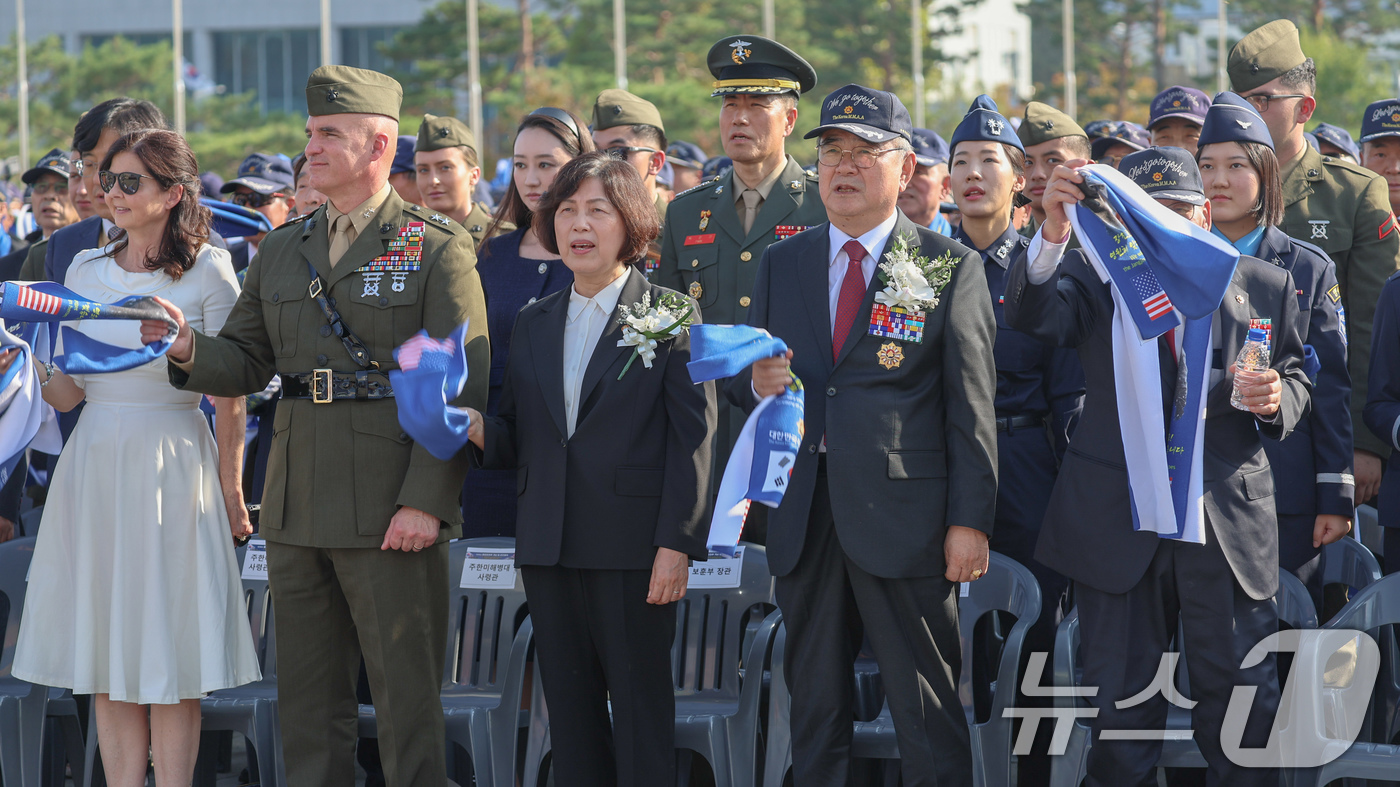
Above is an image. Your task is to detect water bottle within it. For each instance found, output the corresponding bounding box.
[1230,328,1270,411]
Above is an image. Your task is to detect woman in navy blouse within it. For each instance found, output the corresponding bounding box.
[463,107,595,538]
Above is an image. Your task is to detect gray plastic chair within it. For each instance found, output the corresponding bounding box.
[190,543,284,787]
[1296,573,1400,786]
[0,536,45,787]
[762,550,1043,787]
[358,537,532,787]
[522,544,780,787]
[1048,568,1318,787]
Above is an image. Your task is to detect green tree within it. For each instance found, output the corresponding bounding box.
[0,35,306,178]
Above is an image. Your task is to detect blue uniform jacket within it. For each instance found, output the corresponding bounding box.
[1364,271,1400,527]
[1254,226,1354,518]
[953,224,1085,458]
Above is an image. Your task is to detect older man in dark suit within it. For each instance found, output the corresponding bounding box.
[728,84,998,787]
[1005,146,1310,785]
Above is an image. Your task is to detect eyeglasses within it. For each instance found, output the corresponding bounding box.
[229,191,286,208]
[817,144,905,169]
[31,181,69,197]
[603,146,659,160]
[1241,93,1307,112]
[69,160,86,178]
[98,170,156,195]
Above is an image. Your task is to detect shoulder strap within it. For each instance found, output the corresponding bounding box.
[306,262,377,370]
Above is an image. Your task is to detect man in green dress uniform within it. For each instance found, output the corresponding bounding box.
[591,88,670,225]
[654,36,825,541]
[414,112,511,245]
[147,66,489,787]
[1231,19,1400,505]
[1017,101,1090,241]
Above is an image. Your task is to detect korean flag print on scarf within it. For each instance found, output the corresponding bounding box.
[1067,164,1239,544]
[687,324,805,556]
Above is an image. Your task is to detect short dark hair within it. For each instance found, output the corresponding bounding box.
[291,152,308,183]
[1195,139,1283,228]
[73,98,169,153]
[100,129,210,280]
[534,152,660,267]
[484,108,596,244]
[1061,135,1092,160]
[626,124,667,152]
[1279,58,1317,96]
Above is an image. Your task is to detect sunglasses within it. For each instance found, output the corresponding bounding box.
[603,146,659,160]
[98,170,156,195]
[229,191,286,209]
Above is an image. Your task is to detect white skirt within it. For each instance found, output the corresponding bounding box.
[12,401,261,704]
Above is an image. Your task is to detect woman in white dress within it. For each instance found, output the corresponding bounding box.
[11,128,260,786]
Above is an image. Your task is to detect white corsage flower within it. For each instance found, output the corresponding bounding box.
[616,291,697,378]
[874,233,956,312]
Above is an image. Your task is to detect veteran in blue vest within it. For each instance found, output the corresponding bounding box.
[143,66,489,787]
[1006,144,1309,785]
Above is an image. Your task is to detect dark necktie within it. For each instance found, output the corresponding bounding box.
[833,240,868,362]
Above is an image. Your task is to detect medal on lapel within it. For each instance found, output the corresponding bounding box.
[774,225,809,240]
[877,341,904,370]
[357,222,425,298]
[699,210,711,231]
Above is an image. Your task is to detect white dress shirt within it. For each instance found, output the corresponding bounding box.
[826,212,899,334]
[563,268,630,436]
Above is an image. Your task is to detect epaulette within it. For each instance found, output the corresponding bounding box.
[404,202,462,235]
[673,176,723,201]
[1319,154,1385,184]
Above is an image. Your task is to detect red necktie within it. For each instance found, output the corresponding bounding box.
[833,240,868,362]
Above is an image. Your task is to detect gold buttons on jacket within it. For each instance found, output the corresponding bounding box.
[691,259,699,268]
[739,296,751,307]
[740,251,752,261]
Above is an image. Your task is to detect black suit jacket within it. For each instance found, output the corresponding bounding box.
[1004,246,1311,600]
[476,267,716,569]
[724,212,999,580]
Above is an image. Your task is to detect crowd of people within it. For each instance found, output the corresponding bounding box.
[2,15,1400,787]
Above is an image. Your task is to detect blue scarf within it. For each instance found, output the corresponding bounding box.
[1069,166,1239,543]
[389,322,472,461]
[687,324,805,556]
[2,281,179,374]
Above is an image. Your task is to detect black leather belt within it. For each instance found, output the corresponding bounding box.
[996,414,1044,433]
[282,370,394,403]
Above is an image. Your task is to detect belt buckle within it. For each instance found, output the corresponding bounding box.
[312,368,333,404]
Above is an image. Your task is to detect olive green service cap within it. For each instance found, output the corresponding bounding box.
[1228,20,1307,94]
[305,65,403,120]
[416,113,476,153]
[706,35,818,98]
[592,89,665,133]
[1017,102,1087,147]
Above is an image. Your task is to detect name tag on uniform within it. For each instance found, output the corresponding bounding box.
[774,225,808,240]
[689,547,743,588]
[685,234,716,246]
[241,540,268,580]
[460,547,517,589]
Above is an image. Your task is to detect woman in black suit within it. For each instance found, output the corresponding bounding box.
[465,152,715,787]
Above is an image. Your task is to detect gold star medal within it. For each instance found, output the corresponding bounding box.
[699,210,711,231]
[877,342,904,370]
[689,281,703,299]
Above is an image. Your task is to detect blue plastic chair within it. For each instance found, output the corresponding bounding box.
[523,544,780,787]
[1048,568,1318,786]
[0,536,44,787]
[762,551,1043,787]
[358,537,532,787]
